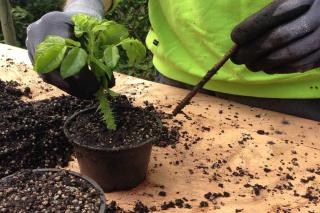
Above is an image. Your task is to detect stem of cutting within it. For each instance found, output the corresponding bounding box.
[172,45,238,116]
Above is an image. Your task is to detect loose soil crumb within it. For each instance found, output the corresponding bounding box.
[158,191,167,197]
[0,170,103,212]
[204,192,230,201]
[244,184,266,196]
[105,200,151,213]
[160,198,192,210]
[199,201,209,208]
[105,201,125,213]
[133,201,150,213]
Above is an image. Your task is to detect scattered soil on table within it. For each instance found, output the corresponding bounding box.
[68,96,162,149]
[244,184,266,196]
[158,191,167,197]
[160,198,192,210]
[0,170,103,212]
[204,192,230,201]
[133,201,150,213]
[104,200,152,213]
[199,201,209,208]
[105,201,125,213]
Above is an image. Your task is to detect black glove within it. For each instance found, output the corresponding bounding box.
[26,11,115,99]
[231,0,320,74]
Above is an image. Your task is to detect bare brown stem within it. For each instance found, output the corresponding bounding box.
[172,45,238,116]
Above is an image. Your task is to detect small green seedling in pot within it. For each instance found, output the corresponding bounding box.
[34,14,146,130]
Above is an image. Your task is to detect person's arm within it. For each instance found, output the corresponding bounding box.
[64,0,112,17]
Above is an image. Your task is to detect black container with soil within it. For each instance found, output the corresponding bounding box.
[0,169,106,212]
[64,96,162,192]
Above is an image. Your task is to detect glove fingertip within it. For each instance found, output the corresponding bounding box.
[246,63,261,72]
[230,50,248,65]
[230,55,242,65]
[230,27,243,44]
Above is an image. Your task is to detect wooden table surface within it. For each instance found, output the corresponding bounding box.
[1,44,320,212]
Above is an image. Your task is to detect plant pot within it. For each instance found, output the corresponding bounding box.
[64,106,162,192]
[0,168,106,213]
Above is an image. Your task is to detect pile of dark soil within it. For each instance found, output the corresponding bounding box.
[0,170,103,212]
[0,80,31,111]
[0,80,95,178]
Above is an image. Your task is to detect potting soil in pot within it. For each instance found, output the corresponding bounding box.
[0,170,103,212]
[68,95,162,149]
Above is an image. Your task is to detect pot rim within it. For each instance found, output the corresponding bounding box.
[63,106,162,152]
[0,168,106,213]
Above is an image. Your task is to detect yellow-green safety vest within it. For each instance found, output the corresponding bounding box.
[146,0,320,99]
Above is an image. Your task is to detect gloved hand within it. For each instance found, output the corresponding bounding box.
[26,1,114,99]
[231,0,320,74]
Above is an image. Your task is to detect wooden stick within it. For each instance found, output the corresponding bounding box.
[0,0,17,46]
[172,45,238,116]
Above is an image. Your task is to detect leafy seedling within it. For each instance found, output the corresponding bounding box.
[34,14,146,130]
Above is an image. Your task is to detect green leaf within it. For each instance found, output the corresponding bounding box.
[120,38,146,65]
[95,21,129,46]
[103,46,120,69]
[96,88,116,130]
[60,47,88,79]
[36,36,65,54]
[35,36,67,73]
[37,35,65,46]
[72,14,101,37]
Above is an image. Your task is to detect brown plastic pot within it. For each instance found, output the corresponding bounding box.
[64,107,161,192]
[0,168,106,213]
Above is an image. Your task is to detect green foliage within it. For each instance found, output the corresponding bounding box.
[0,0,64,46]
[9,6,33,46]
[105,0,149,43]
[73,15,101,38]
[105,0,156,81]
[35,36,67,74]
[121,38,146,65]
[110,0,123,12]
[34,14,146,130]
[60,47,88,79]
[104,46,120,68]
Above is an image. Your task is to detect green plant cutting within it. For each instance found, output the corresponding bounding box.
[34,14,146,130]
